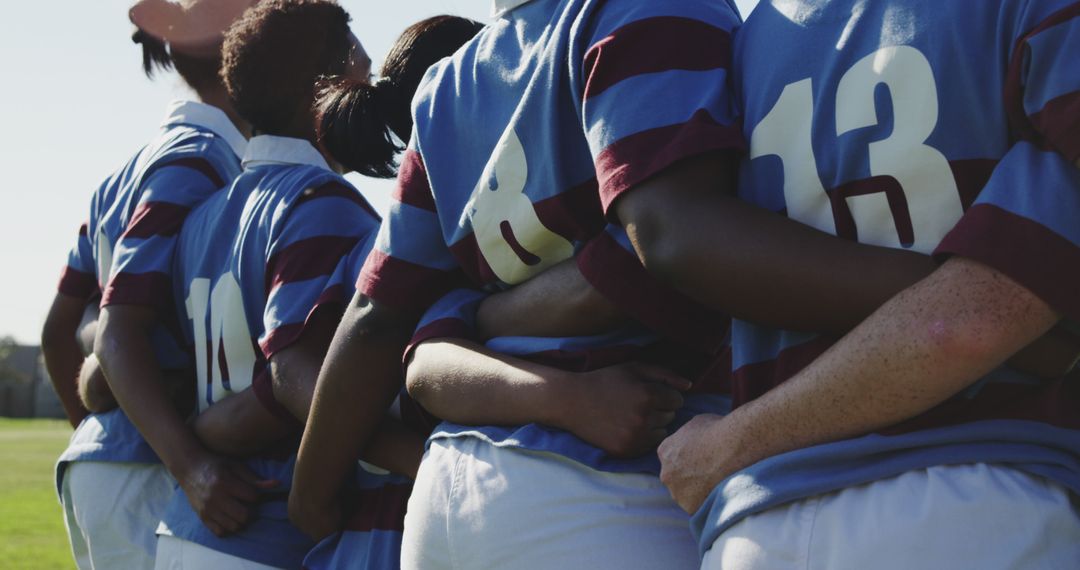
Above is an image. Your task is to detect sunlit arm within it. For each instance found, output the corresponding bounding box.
[659,257,1061,512]
[289,294,416,541]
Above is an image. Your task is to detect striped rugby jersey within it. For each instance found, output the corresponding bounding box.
[694,0,1080,554]
[161,135,378,568]
[55,100,244,487]
[358,0,741,473]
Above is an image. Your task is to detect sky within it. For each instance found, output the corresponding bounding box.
[0,0,757,345]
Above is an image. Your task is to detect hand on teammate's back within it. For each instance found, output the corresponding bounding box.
[565,362,690,458]
[179,453,278,537]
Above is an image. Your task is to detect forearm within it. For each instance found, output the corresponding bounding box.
[96,309,205,477]
[193,388,294,457]
[717,257,1060,471]
[406,339,576,428]
[42,300,89,427]
[292,296,414,511]
[476,259,628,339]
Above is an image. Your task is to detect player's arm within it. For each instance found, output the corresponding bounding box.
[41,293,91,427]
[289,294,418,541]
[407,338,689,457]
[475,258,628,338]
[659,256,1059,511]
[96,305,271,536]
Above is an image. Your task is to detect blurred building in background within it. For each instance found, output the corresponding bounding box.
[0,340,65,418]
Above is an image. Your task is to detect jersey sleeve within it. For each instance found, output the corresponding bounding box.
[576,225,728,353]
[57,222,99,300]
[259,181,380,359]
[356,145,466,314]
[404,288,487,367]
[575,0,745,215]
[101,158,225,312]
[935,2,1080,322]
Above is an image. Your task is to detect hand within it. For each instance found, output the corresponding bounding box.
[77,354,117,413]
[561,363,691,458]
[288,489,343,542]
[178,453,278,537]
[658,413,736,514]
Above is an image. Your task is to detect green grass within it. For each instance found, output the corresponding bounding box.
[0,418,75,569]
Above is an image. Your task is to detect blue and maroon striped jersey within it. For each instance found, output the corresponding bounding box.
[356,0,741,473]
[56,100,244,479]
[694,0,1080,553]
[160,135,379,568]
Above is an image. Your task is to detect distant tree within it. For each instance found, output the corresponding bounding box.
[0,336,30,383]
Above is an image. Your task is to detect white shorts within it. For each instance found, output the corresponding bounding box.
[401,437,698,570]
[61,461,174,570]
[154,535,285,570]
[703,463,1080,570]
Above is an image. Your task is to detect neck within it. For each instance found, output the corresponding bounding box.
[194,86,252,139]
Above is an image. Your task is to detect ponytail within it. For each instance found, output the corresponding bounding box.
[132,28,173,78]
[315,76,402,179]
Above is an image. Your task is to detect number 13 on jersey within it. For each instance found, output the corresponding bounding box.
[750,45,964,254]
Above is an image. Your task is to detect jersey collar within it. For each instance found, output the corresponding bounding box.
[241,135,331,171]
[491,0,534,17]
[161,100,248,160]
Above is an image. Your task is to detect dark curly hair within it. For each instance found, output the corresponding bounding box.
[314,16,483,178]
[221,0,352,136]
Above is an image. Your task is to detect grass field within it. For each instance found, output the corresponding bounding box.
[0,418,74,569]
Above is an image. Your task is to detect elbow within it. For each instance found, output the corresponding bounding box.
[921,314,1015,368]
[403,345,435,406]
[632,229,690,287]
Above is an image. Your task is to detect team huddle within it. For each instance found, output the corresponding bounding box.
[41,0,1080,568]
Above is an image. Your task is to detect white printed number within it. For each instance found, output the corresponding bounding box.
[750,46,963,253]
[463,129,574,285]
[185,274,256,411]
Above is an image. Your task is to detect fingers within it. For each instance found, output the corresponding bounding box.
[632,363,693,392]
[647,410,677,429]
[232,463,280,490]
[646,383,685,411]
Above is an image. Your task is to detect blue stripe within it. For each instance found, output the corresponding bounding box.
[111,234,176,275]
[269,196,377,248]
[416,289,485,329]
[730,321,819,370]
[1023,19,1080,116]
[585,68,735,154]
[585,0,740,42]
[264,276,343,333]
[973,142,1080,244]
[376,201,460,271]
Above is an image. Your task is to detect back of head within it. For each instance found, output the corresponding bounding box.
[315,15,484,178]
[130,0,256,93]
[221,0,352,137]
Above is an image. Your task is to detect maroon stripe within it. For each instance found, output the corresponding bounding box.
[1029,90,1080,163]
[153,157,226,188]
[583,17,732,100]
[883,377,1080,434]
[934,203,1080,322]
[296,182,379,219]
[342,483,412,532]
[1004,2,1080,150]
[730,336,837,408]
[260,284,348,358]
[392,150,436,212]
[123,201,192,239]
[447,232,498,286]
[576,230,728,353]
[265,235,359,294]
[57,266,98,299]
[101,271,172,309]
[531,177,605,243]
[252,368,303,429]
[358,250,465,313]
[595,110,745,215]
